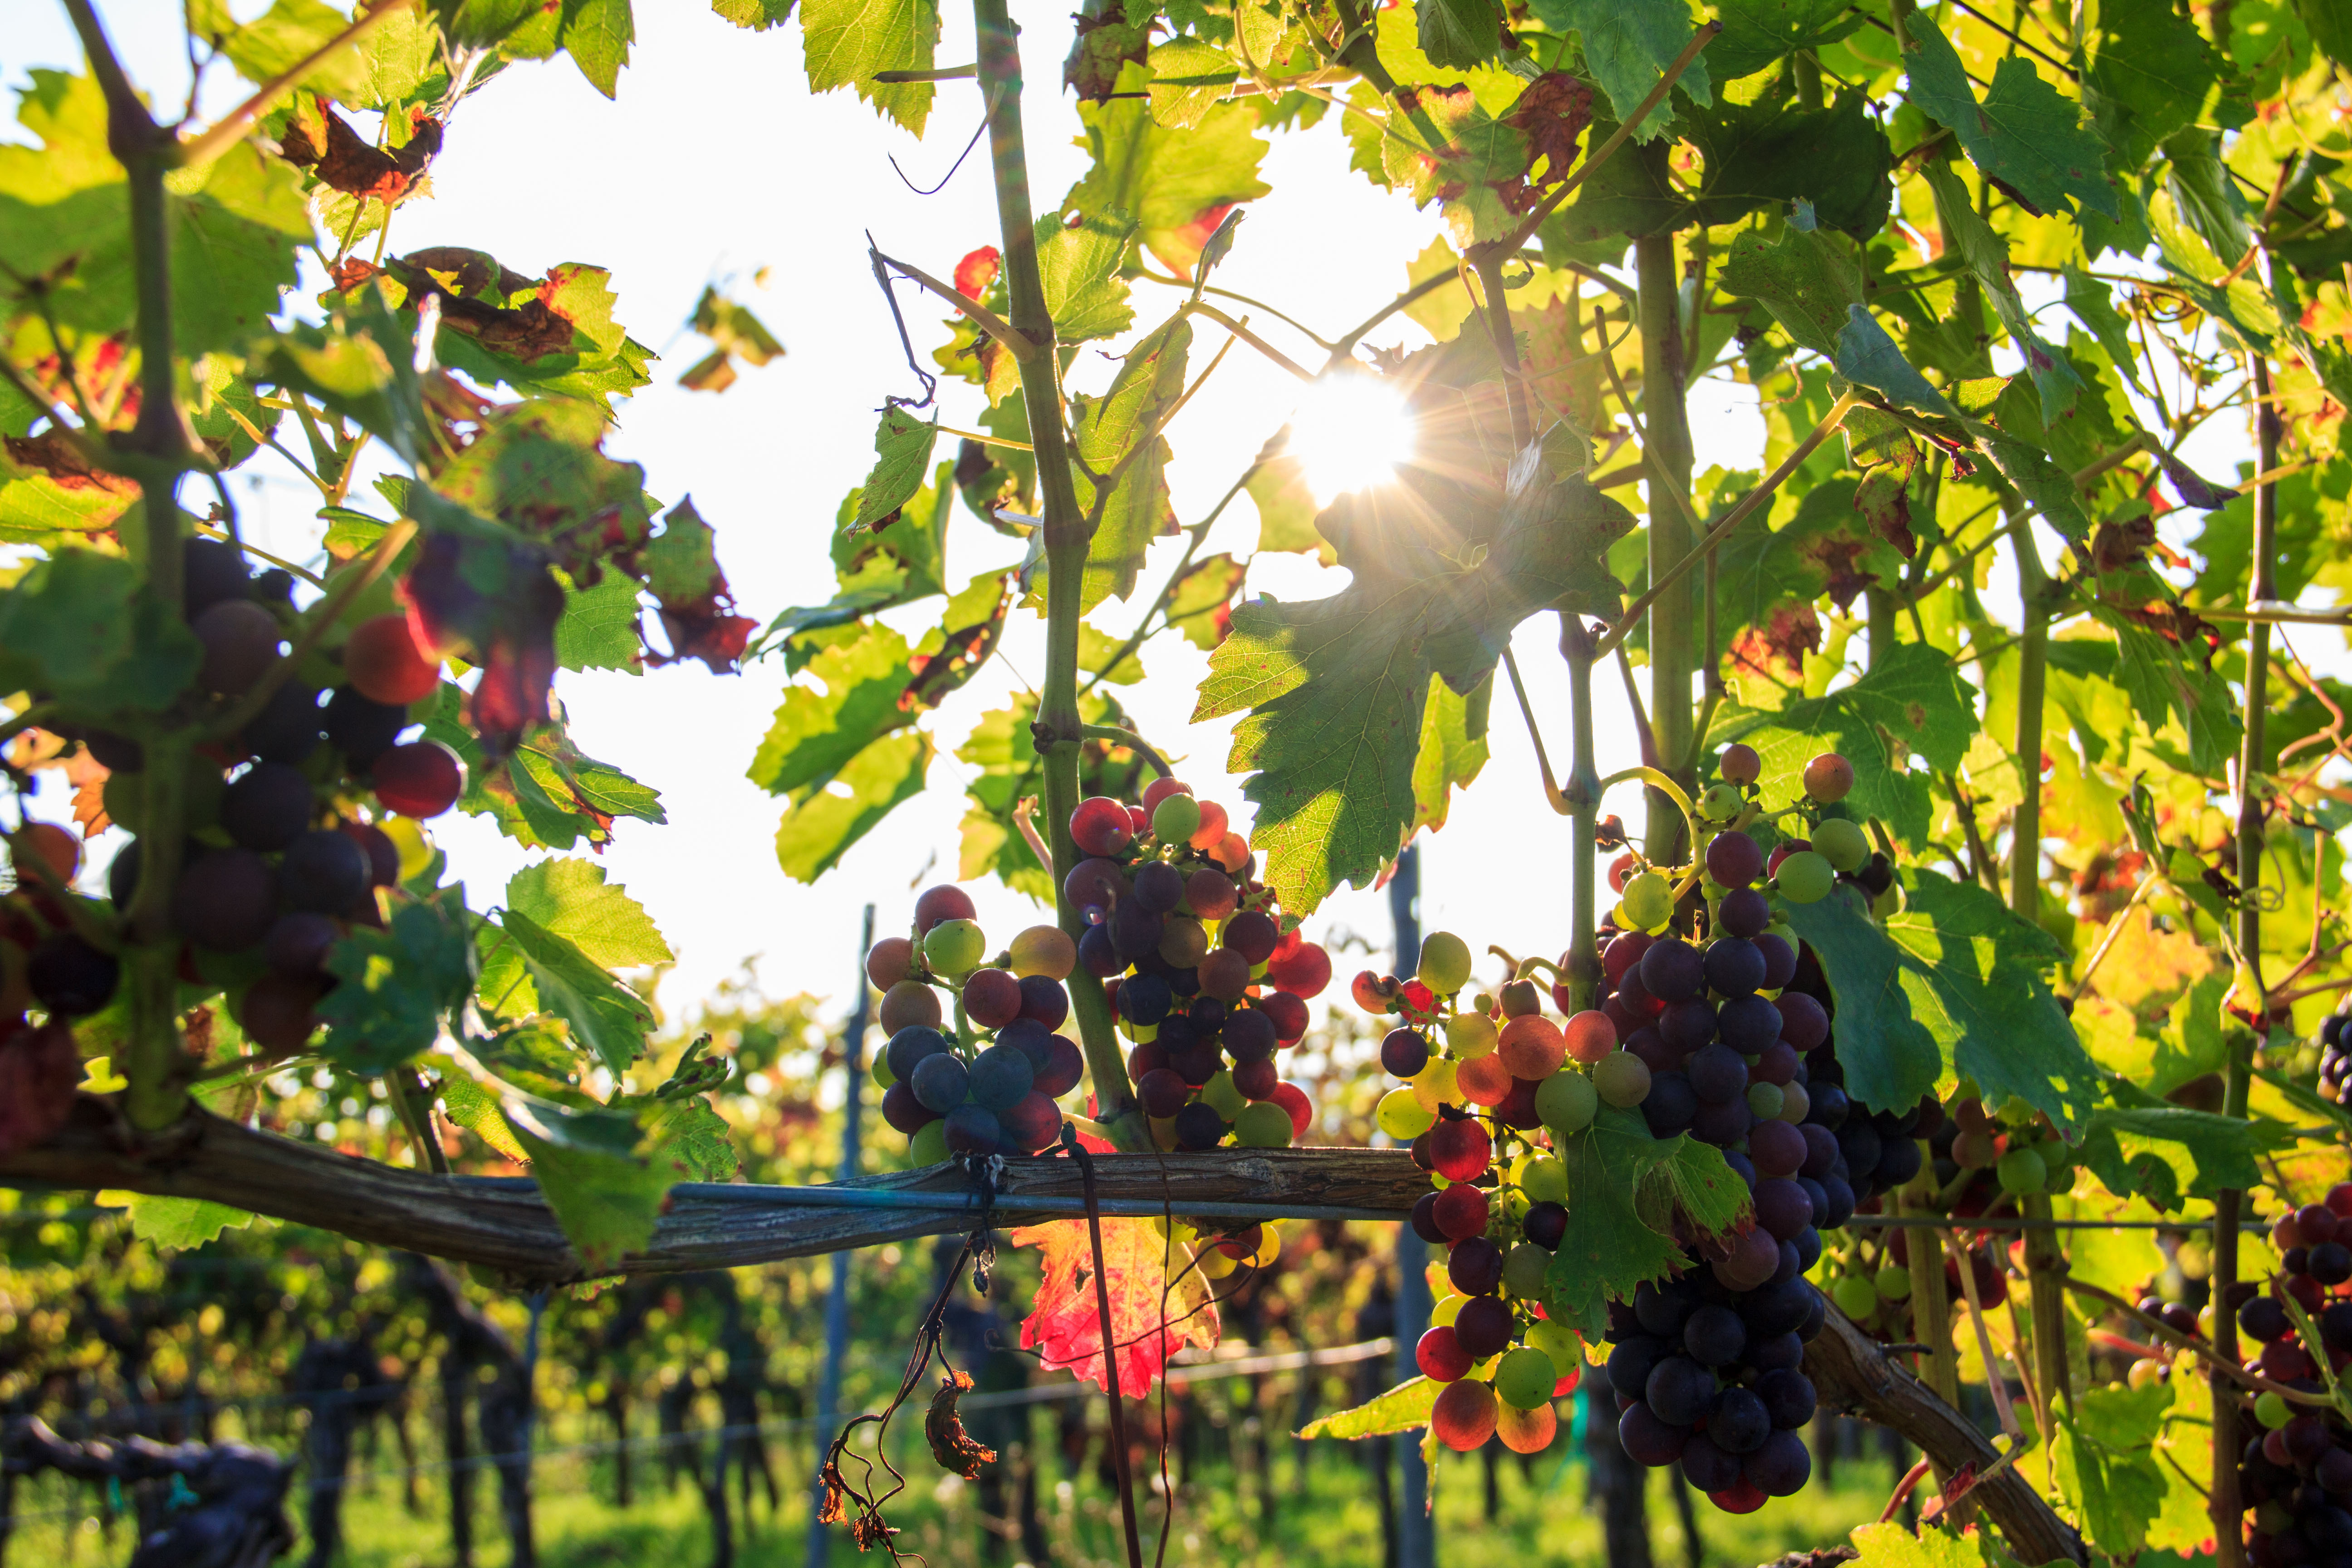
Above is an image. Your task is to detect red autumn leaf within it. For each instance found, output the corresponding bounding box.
[1010,1214,1220,1396]
[400,532,564,758]
[954,246,1002,301]
[0,1022,83,1157]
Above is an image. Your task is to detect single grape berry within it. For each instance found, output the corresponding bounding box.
[241,681,325,764]
[867,938,916,990]
[1594,1051,1652,1108]
[1718,887,1771,940]
[1803,752,1854,804]
[172,848,277,950]
[184,535,253,616]
[373,740,465,818]
[1132,859,1186,915]
[1775,850,1835,904]
[1008,925,1076,980]
[345,613,442,706]
[28,933,119,1017]
[1720,743,1761,784]
[1707,831,1764,888]
[1811,817,1870,873]
[195,601,283,696]
[923,916,987,976]
[913,885,978,936]
[221,762,314,853]
[966,1043,1035,1111]
[1417,931,1473,993]
[264,911,340,977]
[279,830,371,915]
[1151,792,1202,846]
[1536,1069,1598,1134]
[239,974,325,1052]
[1069,796,1134,857]
[324,687,409,765]
[962,968,1023,1028]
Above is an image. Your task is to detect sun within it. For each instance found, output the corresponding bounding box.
[1286,373,1416,506]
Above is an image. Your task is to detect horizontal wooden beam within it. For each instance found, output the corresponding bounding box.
[0,1099,1431,1284]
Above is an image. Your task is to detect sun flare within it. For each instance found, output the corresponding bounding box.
[1288,374,1416,506]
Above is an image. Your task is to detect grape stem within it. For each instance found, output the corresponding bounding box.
[2061,1276,2332,1405]
[1076,725,1172,780]
[1594,766,1701,868]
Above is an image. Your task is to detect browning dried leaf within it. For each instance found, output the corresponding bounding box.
[281,98,441,203]
[924,1369,997,1478]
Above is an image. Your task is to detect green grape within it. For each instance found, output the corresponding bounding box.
[872,1051,897,1089]
[1152,793,1202,845]
[1517,1153,1568,1204]
[1202,1070,1246,1118]
[1874,1266,1912,1302]
[1776,850,1834,904]
[1494,1347,1557,1409]
[2255,1391,2293,1429]
[1447,1010,1499,1060]
[1620,872,1673,930]
[1528,1319,1579,1370]
[1378,1087,1436,1138]
[1502,1243,1552,1298]
[1534,1069,1598,1134]
[1699,782,1744,822]
[1234,1101,1294,1148]
[1746,1082,1785,1120]
[1832,1276,1879,1320]
[1592,1052,1651,1108]
[1996,1147,2048,1196]
[911,1120,950,1166]
[1431,1291,1466,1328]
[1812,818,1870,872]
[923,916,987,976]
[1418,931,1473,994]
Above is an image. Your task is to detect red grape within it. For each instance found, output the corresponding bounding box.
[866,936,915,990]
[1258,990,1308,1042]
[1268,1081,1311,1135]
[1428,1117,1491,1182]
[1264,937,1331,999]
[345,613,441,706]
[240,974,325,1052]
[1433,1183,1490,1241]
[1188,799,1230,851]
[962,968,1022,1028]
[1564,1009,1616,1065]
[1431,1381,1498,1452]
[374,740,464,817]
[13,823,79,884]
[1416,1325,1472,1382]
[1069,796,1134,857]
[195,601,282,696]
[1706,830,1764,888]
[1142,778,1193,813]
[913,884,977,936]
[1803,752,1853,803]
[1720,742,1760,784]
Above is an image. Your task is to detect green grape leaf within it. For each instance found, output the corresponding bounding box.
[1782,872,2102,1128]
[0,438,139,545]
[0,548,199,716]
[2076,1106,2292,1212]
[196,0,372,98]
[439,1072,529,1161]
[506,858,673,970]
[1848,1523,1982,1568]
[97,1192,257,1250]
[376,253,654,407]
[503,910,654,1073]
[1415,0,1503,70]
[1706,0,1861,81]
[1066,318,1191,611]
[748,620,916,798]
[1918,162,2082,422]
[800,0,940,133]
[1146,37,1242,129]
[957,690,1152,897]
[1165,552,1247,649]
[2052,1401,2168,1559]
[1900,21,2118,221]
[855,407,941,528]
[1411,671,1491,834]
[1835,307,1955,417]
[423,688,665,852]
[1719,224,1863,362]
[2087,604,2240,774]
[774,730,934,881]
[1245,443,1332,561]
[562,0,635,97]
[635,1094,738,1182]
[1039,208,1140,343]
[1681,91,1893,237]
[504,1096,669,1273]
[1526,0,1710,141]
[1711,641,1975,849]
[2063,266,2147,393]
[2085,0,2219,171]
[1067,69,1271,276]
[1296,1376,1440,1439]
[1544,1107,1749,1337]
[0,73,309,358]
[555,570,645,673]
[318,886,480,1073]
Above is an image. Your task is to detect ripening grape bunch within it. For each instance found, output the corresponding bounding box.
[866,776,1334,1160]
[5,538,464,1057]
[2236,1183,2352,1568]
[2317,1007,2352,1105]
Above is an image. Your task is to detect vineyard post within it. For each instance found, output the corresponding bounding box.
[62,0,197,1133]
[1635,234,1694,871]
[2210,353,2282,1568]
[971,0,1144,1147]
[1387,846,1434,1568]
[808,904,876,1568]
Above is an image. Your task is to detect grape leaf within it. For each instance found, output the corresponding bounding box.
[503,914,655,1076]
[1848,1523,1981,1568]
[97,1191,257,1250]
[1067,69,1271,276]
[1710,641,1976,850]
[1410,671,1491,834]
[504,1096,671,1273]
[2076,1106,2292,1212]
[1039,209,1140,343]
[318,886,479,1073]
[562,0,635,98]
[1900,22,2118,221]
[2052,1400,2168,1559]
[506,858,673,970]
[1782,872,2102,1127]
[1719,220,1863,363]
[2085,0,2219,171]
[1543,1106,1749,1337]
[1010,1215,1220,1396]
[1146,38,1241,129]
[1706,0,1861,82]
[1918,162,2081,422]
[0,439,139,545]
[1525,0,1710,142]
[774,730,935,881]
[1679,92,1893,238]
[2087,605,2240,774]
[1067,318,1190,611]
[439,1072,529,1161]
[1836,307,1955,417]
[1296,1376,1441,1439]
[800,0,940,133]
[1415,0,1503,70]
[195,0,372,98]
[2063,266,2147,393]
[555,571,645,674]
[855,408,940,529]
[749,621,916,797]
[374,253,654,407]
[958,690,1151,897]
[0,549,200,716]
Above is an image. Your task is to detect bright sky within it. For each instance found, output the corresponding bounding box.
[5,2,2274,1030]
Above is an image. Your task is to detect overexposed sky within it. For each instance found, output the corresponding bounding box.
[5,1,2276,1028]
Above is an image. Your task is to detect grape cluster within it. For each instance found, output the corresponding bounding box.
[2318,1008,2352,1105]
[5,539,463,1057]
[867,887,1085,1161]
[1082,779,1331,1151]
[2237,1184,2352,1568]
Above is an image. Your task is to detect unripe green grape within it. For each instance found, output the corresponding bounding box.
[923,917,988,976]
[1875,1266,1913,1302]
[1620,872,1673,931]
[1593,1052,1651,1108]
[1234,1101,1294,1148]
[1812,818,1870,873]
[1996,1146,2048,1196]
[1494,1347,1557,1410]
[1152,792,1203,845]
[1202,1070,1246,1118]
[1535,1069,1598,1134]
[1517,1153,1568,1204]
[1528,1319,1579,1370]
[1418,931,1473,994]
[1776,851,1834,904]
[1831,1276,1879,1320]
[1378,1087,1436,1138]
[1746,1082,1785,1120]
[1503,1243,1552,1298]
[1699,782,1744,822]
[872,1051,897,1088]
[2255,1391,2293,1429]
[1431,1291,1466,1328]
[911,1120,950,1166]
[1446,1010,1499,1060]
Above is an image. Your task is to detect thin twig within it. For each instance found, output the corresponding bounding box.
[1184,302,1313,382]
[177,0,413,167]
[1500,645,1569,814]
[872,248,1037,359]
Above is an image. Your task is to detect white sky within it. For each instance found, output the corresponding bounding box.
[5,2,2280,1029]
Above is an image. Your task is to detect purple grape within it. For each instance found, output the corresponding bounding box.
[1680,1431,1740,1491]
[1449,1237,1505,1295]
[911,1052,970,1113]
[1640,937,1706,1004]
[1754,1178,1813,1241]
[1382,1026,1431,1078]
[1132,859,1185,914]
[1710,1388,1770,1454]
[1634,1279,1694,1338]
[1225,1007,1277,1061]
[1744,1428,1812,1495]
[1174,1102,1227,1150]
[887,1026,950,1081]
[1707,830,1764,888]
[1687,1044,1748,1105]
[1718,993,1783,1051]
[1411,1191,1447,1244]
[1642,1071,1697,1135]
[1755,932,1798,989]
[1120,972,1174,1024]
[1683,1303,1745,1367]
[1524,1201,1568,1249]
[1719,887,1771,939]
[1757,1368,1816,1430]
[1704,937,1766,998]
[1775,991,1830,1050]
[1605,1335,1669,1397]
[943,1102,1001,1155]
[1618,1402,1690,1467]
[1660,998,1718,1054]
[1645,1356,1715,1426]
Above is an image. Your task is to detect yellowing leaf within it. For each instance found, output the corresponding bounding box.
[1010,1215,1220,1396]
